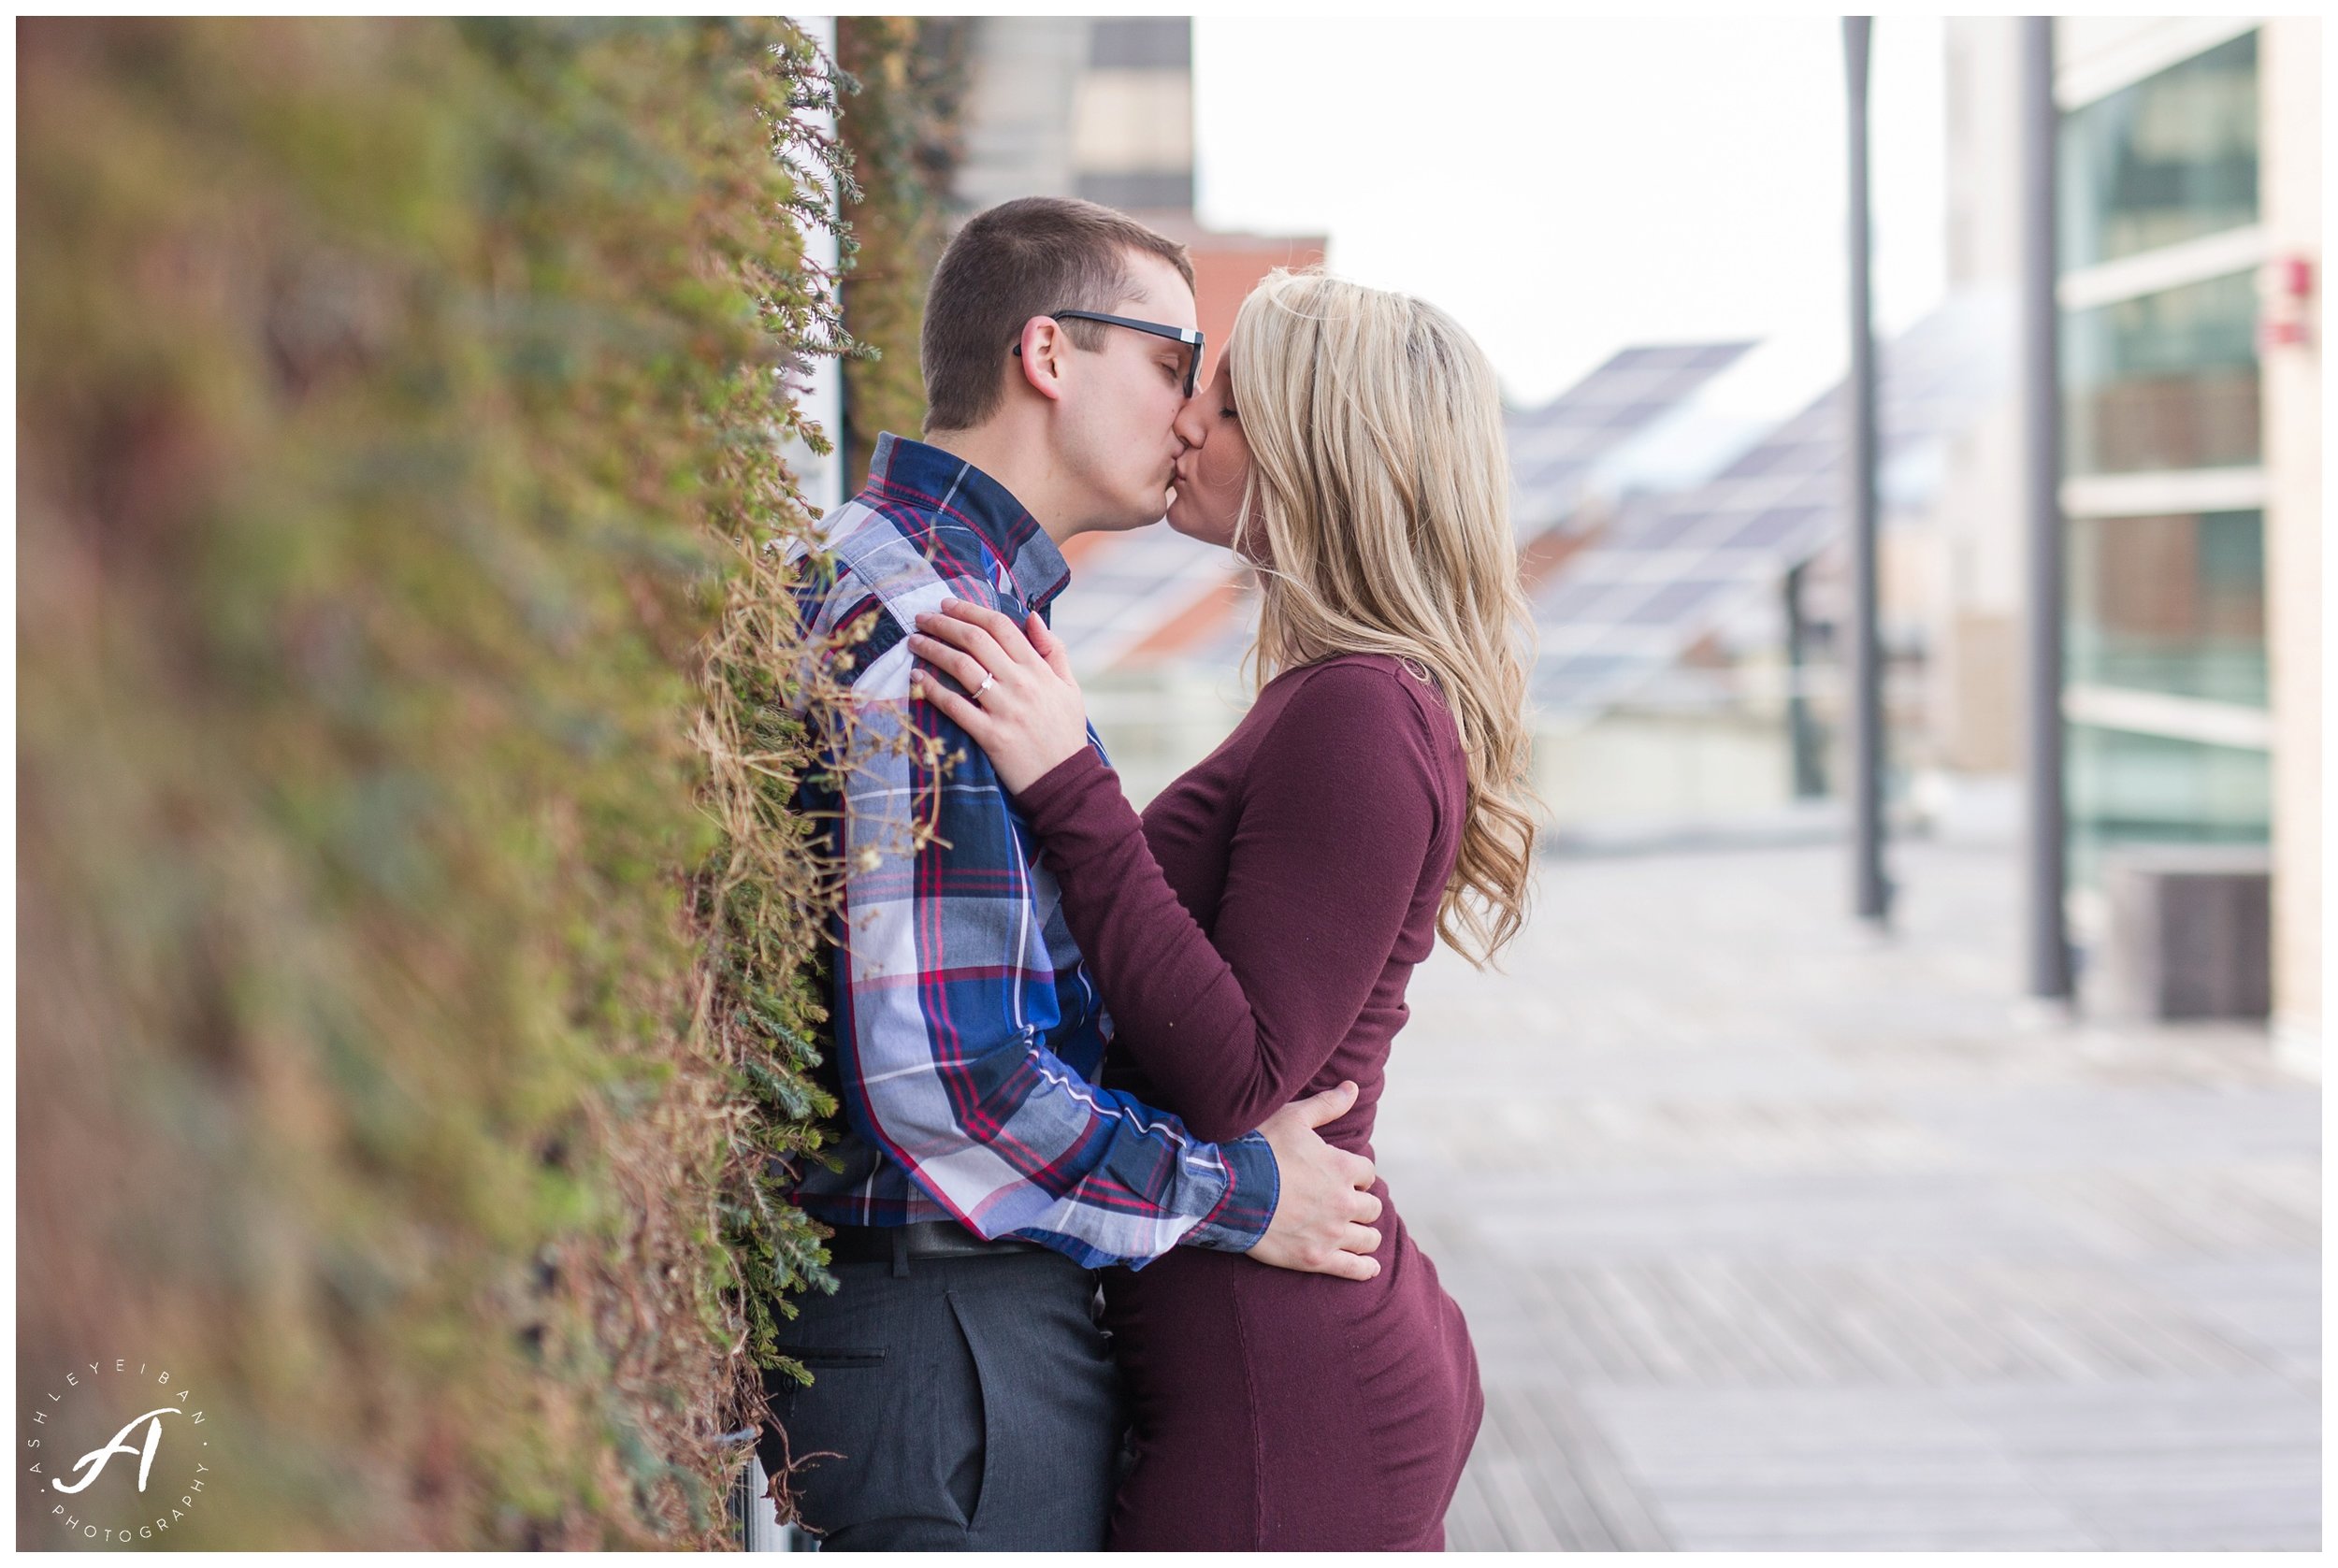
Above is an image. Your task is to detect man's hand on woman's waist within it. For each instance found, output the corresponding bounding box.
[1247,1080,1385,1281]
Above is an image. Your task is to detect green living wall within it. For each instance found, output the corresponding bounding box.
[19,18,883,1547]
[835,16,969,471]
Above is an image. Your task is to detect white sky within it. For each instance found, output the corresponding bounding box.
[1192,16,1948,424]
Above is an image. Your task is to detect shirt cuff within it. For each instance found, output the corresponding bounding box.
[1179,1129,1278,1253]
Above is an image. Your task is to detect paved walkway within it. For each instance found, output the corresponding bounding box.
[1377,839,2319,1552]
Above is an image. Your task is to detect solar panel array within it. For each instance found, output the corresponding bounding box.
[1530,295,2012,719]
[1507,341,1754,539]
[1053,340,1753,682]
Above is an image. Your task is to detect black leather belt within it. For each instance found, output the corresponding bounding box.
[823,1219,1051,1268]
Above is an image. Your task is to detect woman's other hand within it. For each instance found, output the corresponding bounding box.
[907,597,1091,796]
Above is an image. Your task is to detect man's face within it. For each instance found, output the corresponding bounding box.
[1052,249,1200,534]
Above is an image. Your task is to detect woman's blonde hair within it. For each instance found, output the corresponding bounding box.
[1227,268,1539,965]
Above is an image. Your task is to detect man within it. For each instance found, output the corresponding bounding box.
[758,196,1384,1549]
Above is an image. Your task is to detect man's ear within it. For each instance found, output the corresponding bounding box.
[1011,315,1069,404]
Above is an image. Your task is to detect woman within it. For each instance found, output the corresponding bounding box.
[905,269,1538,1551]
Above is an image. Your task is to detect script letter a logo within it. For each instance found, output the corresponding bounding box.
[51,1408,180,1494]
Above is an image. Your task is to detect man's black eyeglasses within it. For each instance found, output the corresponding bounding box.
[1014,309,1206,397]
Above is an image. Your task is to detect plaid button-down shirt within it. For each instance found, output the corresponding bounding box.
[782,433,1277,1270]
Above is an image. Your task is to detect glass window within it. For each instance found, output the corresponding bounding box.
[2067,722,2270,890]
[2060,31,2258,270]
[2062,270,2259,475]
[2068,510,2266,707]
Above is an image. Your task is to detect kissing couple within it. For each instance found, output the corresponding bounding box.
[761,194,1537,1551]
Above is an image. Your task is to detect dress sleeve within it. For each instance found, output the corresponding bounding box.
[1013,661,1443,1144]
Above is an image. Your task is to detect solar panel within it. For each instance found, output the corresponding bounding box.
[1615,577,1742,626]
[1537,576,1635,625]
[1530,293,2013,719]
[1712,502,1831,552]
[1506,341,1756,535]
[1620,506,1726,551]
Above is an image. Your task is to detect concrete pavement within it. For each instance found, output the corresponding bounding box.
[1377,839,2319,1551]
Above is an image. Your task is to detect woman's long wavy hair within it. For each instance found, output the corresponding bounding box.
[1227,268,1539,965]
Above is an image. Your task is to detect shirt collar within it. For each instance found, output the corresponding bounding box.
[864,432,1073,612]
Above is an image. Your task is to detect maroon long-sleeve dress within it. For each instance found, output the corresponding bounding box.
[1013,651,1484,1552]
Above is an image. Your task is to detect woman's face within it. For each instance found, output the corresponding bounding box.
[1166,346,1251,551]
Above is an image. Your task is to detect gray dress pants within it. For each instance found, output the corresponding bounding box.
[757,1245,1124,1550]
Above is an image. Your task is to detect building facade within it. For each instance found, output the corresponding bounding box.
[956,16,1192,219]
[949,17,1323,355]
[1941,17,2320,1055]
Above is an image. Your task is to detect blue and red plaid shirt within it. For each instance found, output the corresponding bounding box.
[782,432,1278,1270]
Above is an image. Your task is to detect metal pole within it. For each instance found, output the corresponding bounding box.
[1784,563,1825,798]
[2018,16,2072,999]
[1842,16,1889,925]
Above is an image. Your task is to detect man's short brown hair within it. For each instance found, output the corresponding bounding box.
[921,196,1195,434]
